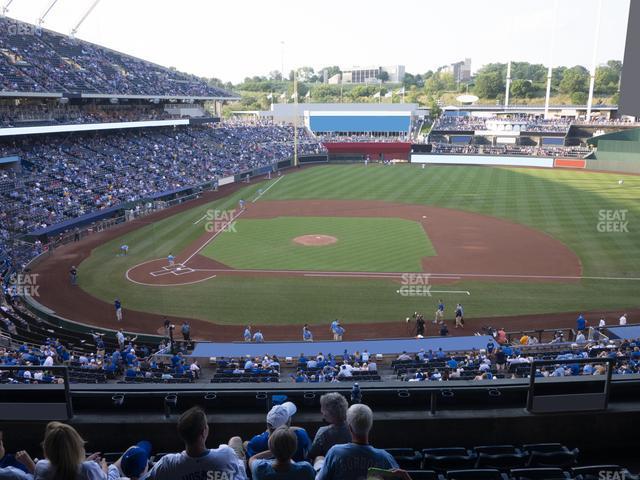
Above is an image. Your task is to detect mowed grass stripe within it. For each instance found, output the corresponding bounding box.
[77,164,640,325]
[202,216,434,272]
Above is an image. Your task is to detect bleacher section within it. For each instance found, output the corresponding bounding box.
[0,16,233,98]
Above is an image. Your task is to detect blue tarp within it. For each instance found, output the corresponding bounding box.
[190,335,497,359]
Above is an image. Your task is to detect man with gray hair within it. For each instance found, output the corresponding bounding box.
[316,403,397,480]
[308,393,351,463]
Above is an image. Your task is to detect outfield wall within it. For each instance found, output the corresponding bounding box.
[586,128,640,174]
[410,153,555,168]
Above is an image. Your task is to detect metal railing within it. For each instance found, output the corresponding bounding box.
[526,357,615,413]
[0,365,73,419]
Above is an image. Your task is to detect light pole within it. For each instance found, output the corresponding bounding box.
[586,0,603,120]
[280,41,285,81]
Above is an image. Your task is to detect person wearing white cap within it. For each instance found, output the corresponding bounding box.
[245,402,310,463]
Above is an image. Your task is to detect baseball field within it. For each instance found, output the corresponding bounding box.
[33,164,640,338]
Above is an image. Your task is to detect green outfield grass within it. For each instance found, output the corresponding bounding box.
[201,216,435,272]
[76,164,640,325]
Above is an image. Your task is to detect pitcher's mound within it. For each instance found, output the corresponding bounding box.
[293,234,338,246]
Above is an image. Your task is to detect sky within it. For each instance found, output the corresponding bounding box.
[4,0,632,84]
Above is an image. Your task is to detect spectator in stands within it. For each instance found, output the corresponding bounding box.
[316,404,398,480]
[181,322,190,342]
[302,324,313,342]
[439,322,449,336]
[108,441,151,480]
[245,402,310,463]
[308,393,351,464]
[0,431,33,480]
[496,328,507,344]
[577,314,587,332]
[144,406,246,479]
[253,330,264,343]
[33,422,106,479]
[116,329,125,351]
[397,351,412,362]
[248,426,315,479]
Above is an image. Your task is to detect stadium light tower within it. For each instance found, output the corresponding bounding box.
[544,0,559,119]
[293,69,299,168]
[1,0,14,16]
[586,0,603,120]
[37,0,59,26]
[70,0,101,37]
[280,41,285,81]
[504,61,512,108]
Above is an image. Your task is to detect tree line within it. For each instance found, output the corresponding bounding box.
[205,60,622,113]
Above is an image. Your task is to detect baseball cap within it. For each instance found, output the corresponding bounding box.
[266,401,297,429]
[121,441,152,478]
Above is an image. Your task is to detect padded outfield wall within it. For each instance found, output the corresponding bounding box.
[586,128,640,174]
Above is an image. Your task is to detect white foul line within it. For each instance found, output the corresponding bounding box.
[252,175,284,203]
[183,209,245,265]
[193,214,208,225]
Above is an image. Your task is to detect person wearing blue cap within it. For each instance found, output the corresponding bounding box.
[108,441,151,480]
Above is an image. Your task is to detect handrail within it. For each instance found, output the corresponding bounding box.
[0,364,73,418]
[526,357,615,412]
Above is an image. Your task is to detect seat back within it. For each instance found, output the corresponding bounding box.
[571,465,638,480]
[404,470,440,480]
[424,455,477,472]
[446,468,507,480]
[474,445,521,455]
[527,449,579,469]
[476,452,528,470]
[510,467,570,479]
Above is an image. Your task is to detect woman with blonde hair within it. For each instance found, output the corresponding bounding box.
[34,422,106,480]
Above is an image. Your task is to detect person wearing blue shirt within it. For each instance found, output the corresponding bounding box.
[302,324,313,342]
[243,326,252,342]
[435,299,445,324]
[577,314,587,332]
[253,331,264,343]
[246,402,310,463]
[316,404,398,480]
[331,320,345,341]
[249,426,314,480]
[171,353,182,367]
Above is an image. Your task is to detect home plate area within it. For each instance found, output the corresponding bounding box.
[149,264,195,276]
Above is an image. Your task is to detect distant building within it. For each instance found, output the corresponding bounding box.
[439,58,472,83]
[328,65,405,84]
